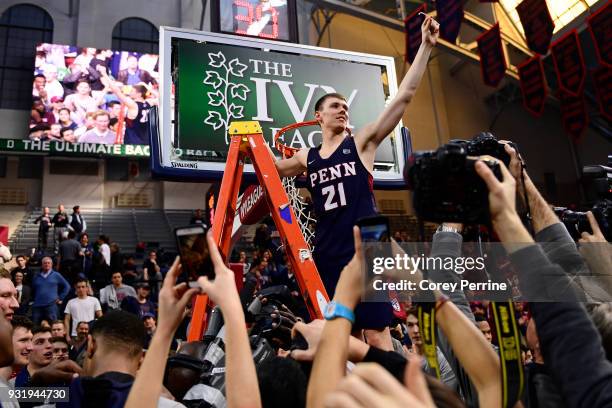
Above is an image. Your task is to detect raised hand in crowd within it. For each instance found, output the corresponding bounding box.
[578,211,612,294]
[125,256,199,408]
[197,230,262,408]
[475,158,533,249]
[307,226,364,408]
[325,357,435,408]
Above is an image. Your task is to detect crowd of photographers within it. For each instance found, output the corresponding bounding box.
[0,135,611,408]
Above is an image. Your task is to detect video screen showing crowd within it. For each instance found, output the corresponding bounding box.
[30,44,159,145]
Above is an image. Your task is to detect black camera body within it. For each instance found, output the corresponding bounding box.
[406,142,503,224]
[465,132,516,167]
[555,199,611,241]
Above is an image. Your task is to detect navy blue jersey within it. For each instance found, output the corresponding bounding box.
[307,136,377,285]
[307,136,391,329]
[124,101,151,145]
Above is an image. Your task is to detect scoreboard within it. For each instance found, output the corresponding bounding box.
[211,0,298,43]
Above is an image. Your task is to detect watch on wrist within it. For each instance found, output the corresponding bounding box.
[324,301,355,324]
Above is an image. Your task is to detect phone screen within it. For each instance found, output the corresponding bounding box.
[360,224,389,243]
[175,225,214,281]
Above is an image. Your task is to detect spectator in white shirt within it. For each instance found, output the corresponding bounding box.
[42,64,64,102]
[64,279,102,338]
[98,235,111,267]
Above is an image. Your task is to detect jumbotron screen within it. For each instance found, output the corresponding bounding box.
[214,0,297,42]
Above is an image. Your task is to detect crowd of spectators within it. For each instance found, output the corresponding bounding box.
[0,144,610,407]
[29,44,158,145]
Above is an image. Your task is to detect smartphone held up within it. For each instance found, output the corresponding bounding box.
[175,225,215,285]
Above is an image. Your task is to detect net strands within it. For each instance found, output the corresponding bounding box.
[275,121,319,250]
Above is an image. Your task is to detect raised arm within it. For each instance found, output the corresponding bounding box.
[97,66,138,119]
[307,227,363,408]
[198,232,262,408]
[356,16,439,155]
[125,257,199,408]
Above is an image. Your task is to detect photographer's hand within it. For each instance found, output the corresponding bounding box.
[475,159,533,252]
[158,257,199,337]
[579,211,607,243]
[197,231,242,314]
[578,212,612,295]
[501,143,559,233]
[198,231,262,408]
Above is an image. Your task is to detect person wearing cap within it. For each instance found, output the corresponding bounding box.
[142,312,156,349]
[120,282,156,319]
[49,96,64,123]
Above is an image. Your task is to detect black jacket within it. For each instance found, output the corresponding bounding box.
[510,244,612,408]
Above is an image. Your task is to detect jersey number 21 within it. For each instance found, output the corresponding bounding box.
[322,182,347,211]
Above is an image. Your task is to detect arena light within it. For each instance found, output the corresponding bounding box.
[499,0,599,35]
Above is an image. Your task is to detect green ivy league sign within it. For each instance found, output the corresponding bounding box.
[176,40,386,157]
[0,139,150,157]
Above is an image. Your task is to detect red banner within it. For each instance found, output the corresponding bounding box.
[436,0,464,44]
[477,24,506,87]
[559,90,588,141]
[516,0,554,55]
[404,4,427,64]
[551,30,586,97]
[518,55,547,117]
[587,1,612,67]
[592,66,612,121]
[238,184,269,225]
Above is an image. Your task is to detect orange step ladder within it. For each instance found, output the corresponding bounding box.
[188,121,329,341]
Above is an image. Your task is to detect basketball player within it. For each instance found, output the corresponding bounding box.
[272,16,439,350]
[98,66,154,145]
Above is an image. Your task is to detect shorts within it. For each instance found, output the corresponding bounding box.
[314,253,393,330]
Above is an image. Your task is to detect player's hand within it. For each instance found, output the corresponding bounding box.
[333,226,364,310]
[157,256,199,337]
[290,319,325,362]
[422,16,440,47]
[198,231,241,312]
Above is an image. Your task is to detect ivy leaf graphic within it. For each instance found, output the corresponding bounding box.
[203,71,224,89]
[228,58,248,77]
[208,52,226,68]
[228,103,244,119]
[208,90,224,107]
[204,111,226,130]
[230,84,249,101]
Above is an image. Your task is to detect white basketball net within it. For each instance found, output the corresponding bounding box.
[282,176,317,250]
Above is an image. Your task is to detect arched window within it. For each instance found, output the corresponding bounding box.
[112,18,159,54]
[0,4,53,109]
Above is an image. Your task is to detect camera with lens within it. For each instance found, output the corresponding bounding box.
[554,200,611,241]
[556,162,612,241]
[406,141,503,224]
[463,132,517,167]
